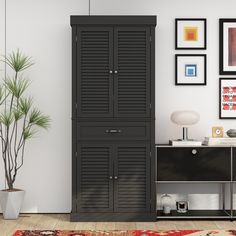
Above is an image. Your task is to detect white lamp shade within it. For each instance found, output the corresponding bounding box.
[170,110,200,127]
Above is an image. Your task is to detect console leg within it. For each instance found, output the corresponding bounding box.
[230,182,234,220]
[222,183,225,211]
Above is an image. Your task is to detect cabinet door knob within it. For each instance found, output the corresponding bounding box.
[109,70,113,74]
[114,70,118,74]
[109,176,113,180]
[114,176,118,180]
[192,149,197,155]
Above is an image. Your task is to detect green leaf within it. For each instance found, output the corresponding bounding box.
[5,77,30,99]
[23,127,36,140]
[13,108,24,121]
[35,115,51,129]
[29,108,51,130]
[19,97,33,115]
[2,49,34,73]
[0,111,14,127]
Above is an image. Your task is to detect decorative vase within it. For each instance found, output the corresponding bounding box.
[226,129,236,137]
[0,189,25,219]
[160,193,173,215]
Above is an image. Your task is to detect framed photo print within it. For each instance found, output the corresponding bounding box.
[175,18,207,50]
[219,78,236,119]
[175,54,206,85]
[219,19,236,75]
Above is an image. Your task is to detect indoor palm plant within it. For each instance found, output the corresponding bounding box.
[0,50,50,219]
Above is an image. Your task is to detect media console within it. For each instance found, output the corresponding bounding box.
[156,145,236,220]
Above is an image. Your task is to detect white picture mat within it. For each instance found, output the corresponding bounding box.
[223,23,236,71]
[177,56,205,84]
[177,20,205,48]
[220,79,236,117]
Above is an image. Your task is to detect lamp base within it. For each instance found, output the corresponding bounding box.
[183,127,189,140]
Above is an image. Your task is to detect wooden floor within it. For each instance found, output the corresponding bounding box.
[1,214,236,236]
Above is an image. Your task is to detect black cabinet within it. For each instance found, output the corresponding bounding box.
[156,145,233,220]
[157,147,231,181]
[71,16,156,222]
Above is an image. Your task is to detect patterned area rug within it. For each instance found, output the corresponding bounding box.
[12,230,236,236]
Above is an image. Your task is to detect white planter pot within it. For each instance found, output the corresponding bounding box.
[0,190,25,219]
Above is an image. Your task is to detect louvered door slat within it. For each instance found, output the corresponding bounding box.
[77,144,113,212]
[114,144,150,212]
[114,27,150,118]
[77,27,113,117]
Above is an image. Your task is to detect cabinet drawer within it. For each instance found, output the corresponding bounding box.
[157,147,231,181]
[77,122,150,140]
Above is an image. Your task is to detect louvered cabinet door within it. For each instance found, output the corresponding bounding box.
[77,143,113,212]
[77,27,114,117]
[114,27,151,118]
[114,143,151,212]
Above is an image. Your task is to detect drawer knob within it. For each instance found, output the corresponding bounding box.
[105,129,122,133]
[192,149,197,155]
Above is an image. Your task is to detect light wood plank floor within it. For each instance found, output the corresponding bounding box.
[1,214,236,236]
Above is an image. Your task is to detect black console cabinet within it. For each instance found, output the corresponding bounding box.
[157,147,231,181]
[156,145,234,220]
[70,16,156,222]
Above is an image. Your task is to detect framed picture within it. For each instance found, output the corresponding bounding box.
[219,78,236,119]
[175,18,207,50]
[175,54,206,85]
[219,19,236,75]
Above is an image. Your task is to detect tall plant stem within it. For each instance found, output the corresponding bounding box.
[4,72,18,189]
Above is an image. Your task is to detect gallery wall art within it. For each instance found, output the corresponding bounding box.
[219,78,236,119]
[219,19,236,75]
[175,54,206,85]
[175,18,207,50]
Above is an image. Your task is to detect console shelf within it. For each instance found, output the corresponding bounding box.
[156,210,231,219]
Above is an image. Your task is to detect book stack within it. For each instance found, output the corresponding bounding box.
[169,140,202,146]
[203,137,236,146]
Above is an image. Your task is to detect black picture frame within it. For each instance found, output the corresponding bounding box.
[219,78,236,119]
[175,18,207,50]
[175,54,207,85]
[219,19,236,75]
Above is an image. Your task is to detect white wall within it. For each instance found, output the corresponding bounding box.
[0,0,5,192]
[1,0,236,213]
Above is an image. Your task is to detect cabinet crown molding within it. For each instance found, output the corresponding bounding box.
[70,15,157,26]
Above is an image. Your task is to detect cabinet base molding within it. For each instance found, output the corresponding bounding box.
[70,212,156,222]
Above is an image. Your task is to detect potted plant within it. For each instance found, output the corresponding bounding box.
[0,50,50,219]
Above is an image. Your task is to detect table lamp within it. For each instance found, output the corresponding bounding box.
[170,110,200,141]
